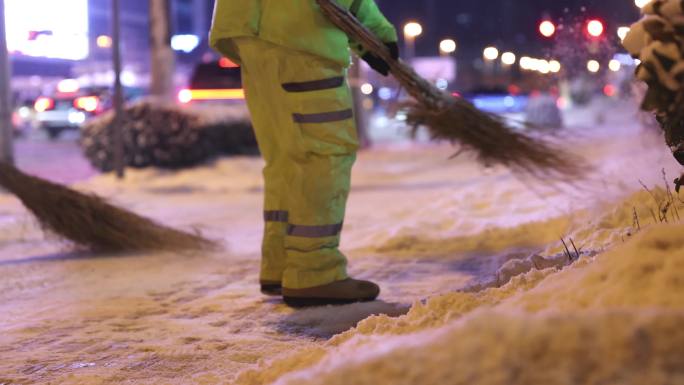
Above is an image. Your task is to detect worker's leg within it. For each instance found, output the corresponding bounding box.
[234,38,289,284]
[275,52,359,289]
[235,38,361,291]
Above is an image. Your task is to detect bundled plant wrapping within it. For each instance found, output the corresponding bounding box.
[81,101,257,172]
[623,0,684,167]
[0,162,215,252]
[317,0,587,181]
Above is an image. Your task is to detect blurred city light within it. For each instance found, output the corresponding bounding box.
[378,87,392,101]
[171,34,200,53]
[439,39,457,54]
[483,46,499,61]
[501,52,516,65]
[361,83,374,95]
[587,60,601,73]
[5,0,89,60]
[635,0,652,8]
[68,111,87,124]
[403,22,423,38]
[74,96,99,112]
[539,20,556,38]
[537,59,551,74]
[435,78,449,90]
[549,60,562,73]
[96,35,112,49]
[57,79,80,93]
[613,53,639,67]
[609,59,621,72]
[617,26,630,41]
[33,97,53,112]
[519,56,533,70]
[178,89,245,104]
[219,57,239,68]
[587,19,605,38]
[178,89,192,104]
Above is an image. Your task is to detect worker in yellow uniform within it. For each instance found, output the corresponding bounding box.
[210,0,398,307]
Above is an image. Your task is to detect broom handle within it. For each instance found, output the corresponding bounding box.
[316,0,447,109]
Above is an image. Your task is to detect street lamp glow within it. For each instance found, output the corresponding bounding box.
[440,39,457,54]
[539,21,556,38]
[501,52,516,65]
[609,59,621,72]
[483,46,499,61]
[404,22,423,38]
[587,60,601,73]
[96,35,113,49]
[587,20,605,38]
[361,83,374,95]
[520,56,533,70]
[617,26,631,41]
[537,60,551,74]
[549,60,562,73]
[635,0,652,8]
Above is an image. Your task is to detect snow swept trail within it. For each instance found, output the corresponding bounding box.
[0,99,681,384]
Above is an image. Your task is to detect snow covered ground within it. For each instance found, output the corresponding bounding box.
[1,98,683,384]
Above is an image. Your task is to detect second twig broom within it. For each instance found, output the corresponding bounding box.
[317,0,588,181]
[0,162,215,252]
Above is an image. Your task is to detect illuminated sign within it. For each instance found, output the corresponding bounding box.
[5,0,89,60]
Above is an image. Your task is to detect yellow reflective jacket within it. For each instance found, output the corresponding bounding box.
[209,0,397,66]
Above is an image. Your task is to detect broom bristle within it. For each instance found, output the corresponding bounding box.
[406,98,588,181]
[316,0,590,182]
[0,163,215,252]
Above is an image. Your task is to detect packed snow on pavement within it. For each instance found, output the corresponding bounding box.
[1,98,683,384]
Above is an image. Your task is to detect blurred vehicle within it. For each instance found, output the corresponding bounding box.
[178,58,245,105]
[524,93,563,129]
[33,80,144,139]
[462,88,529,115]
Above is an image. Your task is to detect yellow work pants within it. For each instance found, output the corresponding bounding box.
[234,37,358,289]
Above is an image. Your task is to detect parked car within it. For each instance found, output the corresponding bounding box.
[178,58,245,105]
[33,80,144,139]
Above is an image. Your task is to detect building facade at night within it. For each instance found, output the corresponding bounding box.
[7,0,213,90]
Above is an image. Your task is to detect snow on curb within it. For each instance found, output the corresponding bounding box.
[236,189,684,385]
[248,222,684,385]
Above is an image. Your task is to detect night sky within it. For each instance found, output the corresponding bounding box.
[374,0,642,58]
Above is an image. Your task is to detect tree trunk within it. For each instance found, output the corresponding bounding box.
[0,0,13,164]
[149,0,175,101]
[112,0,125,177]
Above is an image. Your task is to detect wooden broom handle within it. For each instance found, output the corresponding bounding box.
[316,0,447,109]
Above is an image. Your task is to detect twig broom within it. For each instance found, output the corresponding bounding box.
[317,0,588,181]
[0,162,214,252]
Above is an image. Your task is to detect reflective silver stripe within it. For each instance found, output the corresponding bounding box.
[282,76,345,93]
[292,109,354,124]
[287,222,344,238]
[264,211,289,222]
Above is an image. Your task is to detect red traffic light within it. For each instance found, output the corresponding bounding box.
[586,19,604,38]
[539,20,556,38]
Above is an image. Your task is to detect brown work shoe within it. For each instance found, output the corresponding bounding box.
[260,280,282,296]
[283,278,380,308]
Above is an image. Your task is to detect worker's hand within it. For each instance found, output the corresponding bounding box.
[361,42,399,76]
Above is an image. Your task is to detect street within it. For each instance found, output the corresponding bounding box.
[2,99,683,384]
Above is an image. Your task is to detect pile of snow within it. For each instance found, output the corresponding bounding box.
[236,187,684,385]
